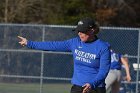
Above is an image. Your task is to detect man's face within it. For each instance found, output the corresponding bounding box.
[78,30,94,42]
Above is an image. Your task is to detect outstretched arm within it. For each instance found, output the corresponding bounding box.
[18,36,72,51]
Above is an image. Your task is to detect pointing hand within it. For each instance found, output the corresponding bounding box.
[18,36,28,46]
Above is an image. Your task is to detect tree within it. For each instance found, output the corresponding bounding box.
[0,0,42,23]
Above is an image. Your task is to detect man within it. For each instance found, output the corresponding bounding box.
[18,17,111,93]
[105,49,131,93]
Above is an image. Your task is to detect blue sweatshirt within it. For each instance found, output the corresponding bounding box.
[110,50,122,70]
[27,37,111,89]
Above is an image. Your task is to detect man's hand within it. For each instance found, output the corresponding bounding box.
[82,83,91,93]
[18,36,28,46]
[125,75,131,82]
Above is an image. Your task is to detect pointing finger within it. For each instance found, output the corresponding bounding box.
[17,36,24,40]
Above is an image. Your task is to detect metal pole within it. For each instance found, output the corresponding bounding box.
[40,26,45,93]
[136,29,140,93]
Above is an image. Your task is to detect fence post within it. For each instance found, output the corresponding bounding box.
[136,29,140,93]
[39,26,45,93]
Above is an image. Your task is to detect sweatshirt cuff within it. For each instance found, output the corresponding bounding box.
[90,83,95,89]
[26,40,31,48]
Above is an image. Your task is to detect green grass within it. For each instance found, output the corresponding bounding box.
[0,83,72,93]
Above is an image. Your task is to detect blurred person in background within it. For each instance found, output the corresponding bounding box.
[18,17,111,93]
[105,47,131,93]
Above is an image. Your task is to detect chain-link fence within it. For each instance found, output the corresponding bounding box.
[0,24,140,93]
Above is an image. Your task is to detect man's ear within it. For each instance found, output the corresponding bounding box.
[90,28,95,34]
[93,27,99,34]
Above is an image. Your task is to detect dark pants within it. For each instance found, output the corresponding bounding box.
[70,85,106,93]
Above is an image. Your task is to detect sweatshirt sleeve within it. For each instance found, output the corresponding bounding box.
[91,46,111,89]
[26,39,73,51]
